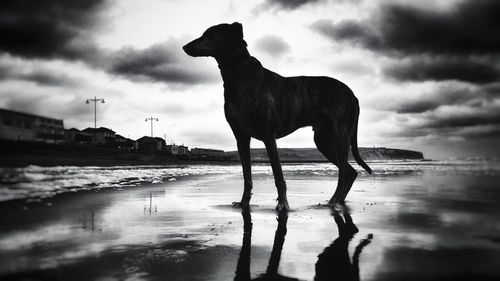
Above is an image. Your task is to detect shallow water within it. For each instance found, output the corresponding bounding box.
[0,162,499,280]
[1,160,499,202]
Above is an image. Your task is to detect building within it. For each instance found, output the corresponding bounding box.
[166,143,189,155]
[178,145,189,155]
[166,144,179,155]
[82,127,116,144]
[64,128,93,143]
[0,108,64,142]
[137,136,166,154]
[190,147,225,159]
[113,134,137,150]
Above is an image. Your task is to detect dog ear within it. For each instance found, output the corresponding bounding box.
[231,22,243,38]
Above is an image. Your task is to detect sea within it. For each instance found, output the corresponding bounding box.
[1,159,499,203]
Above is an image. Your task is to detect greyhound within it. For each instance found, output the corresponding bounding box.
[183,22,372,211]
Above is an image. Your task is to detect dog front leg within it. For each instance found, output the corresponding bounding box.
[264,138,290,211]
[232,131,252,209]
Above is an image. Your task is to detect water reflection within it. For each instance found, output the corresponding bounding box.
[315,210,373,281]
[234,207,373,281]
[143,192,158,215]
[235,210,298,281]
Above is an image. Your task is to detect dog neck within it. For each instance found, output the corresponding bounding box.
[216,44,251,69]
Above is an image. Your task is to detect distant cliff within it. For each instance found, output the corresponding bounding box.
[225,147,424,162]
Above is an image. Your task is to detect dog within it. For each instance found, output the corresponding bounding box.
[183,22,372,211]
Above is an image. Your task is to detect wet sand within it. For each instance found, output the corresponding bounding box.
[1,168,500,280]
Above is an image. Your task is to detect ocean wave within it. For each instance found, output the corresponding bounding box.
[1,160,499,202]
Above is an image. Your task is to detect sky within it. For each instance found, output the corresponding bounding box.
[0,0,499,159]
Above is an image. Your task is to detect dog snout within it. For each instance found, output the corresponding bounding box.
[183,37,212,57]
[183,42,194,56]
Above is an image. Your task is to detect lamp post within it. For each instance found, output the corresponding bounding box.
[86,96,105,142]
[86,96,105,129]
[145,116,159,137]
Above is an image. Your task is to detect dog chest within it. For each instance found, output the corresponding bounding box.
[224,95,277,138]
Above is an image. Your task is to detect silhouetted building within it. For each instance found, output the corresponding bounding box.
[113,134,137,150]
[64,128,93,143]
[137,136,166,154]
[166,143,189,155]
[178,145,189,155]
[166,144,179,155]
[0,108,64,142]
[82,127,115,144]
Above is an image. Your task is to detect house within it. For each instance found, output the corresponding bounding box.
[64,128,93,143]
[82,127,116,144]
[137,136,166,154]
[113,134,137,150]
[178,144,189,155]
[166,144,179,155]
[166,143,189,155]
[0,108,64,142]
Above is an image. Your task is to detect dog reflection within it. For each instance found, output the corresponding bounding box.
[234,210,299,281]
[234,210,372,281]
[315,212,373,281]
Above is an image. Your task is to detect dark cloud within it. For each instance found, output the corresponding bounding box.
[0,1,219,87]
[261,0,323,10]
[483,83,500,97]
[377,84,479,114]
[312,19,380,49]
[425,112,500,129]
[387,111,500,142]
[314,1,500,56]
[255,35,291,57]
[396,101,440,114]
[312,0,500,84]
[402,103,500,140]
[385,56,500,84]
[0,63,79,87]
[107,41,219,85]
[376,82,500,141]
[0,0,107,60]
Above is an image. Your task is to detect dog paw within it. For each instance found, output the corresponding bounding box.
[232,200,249,209]
[328,197,345,207]
[275,200,290,211]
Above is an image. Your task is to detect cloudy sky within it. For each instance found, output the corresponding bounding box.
[0,0,499,159]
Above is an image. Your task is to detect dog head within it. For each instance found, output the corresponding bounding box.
[183,22,246,58]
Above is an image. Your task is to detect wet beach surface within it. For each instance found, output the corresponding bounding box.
[1,162,500,280]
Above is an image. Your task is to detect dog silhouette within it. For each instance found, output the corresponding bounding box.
[184,23,372,210]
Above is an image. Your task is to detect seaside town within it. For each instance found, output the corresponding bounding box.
[0,107,229,162]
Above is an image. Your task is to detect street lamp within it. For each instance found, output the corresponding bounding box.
[145,116,159,137]
[86,96,105,143]
[86,96,105,129]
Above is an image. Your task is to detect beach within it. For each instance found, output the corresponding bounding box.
[1,161,500,280]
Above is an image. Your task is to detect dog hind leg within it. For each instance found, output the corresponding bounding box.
[314,129,357,205]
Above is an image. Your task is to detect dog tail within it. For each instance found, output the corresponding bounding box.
[351,102,372,174]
